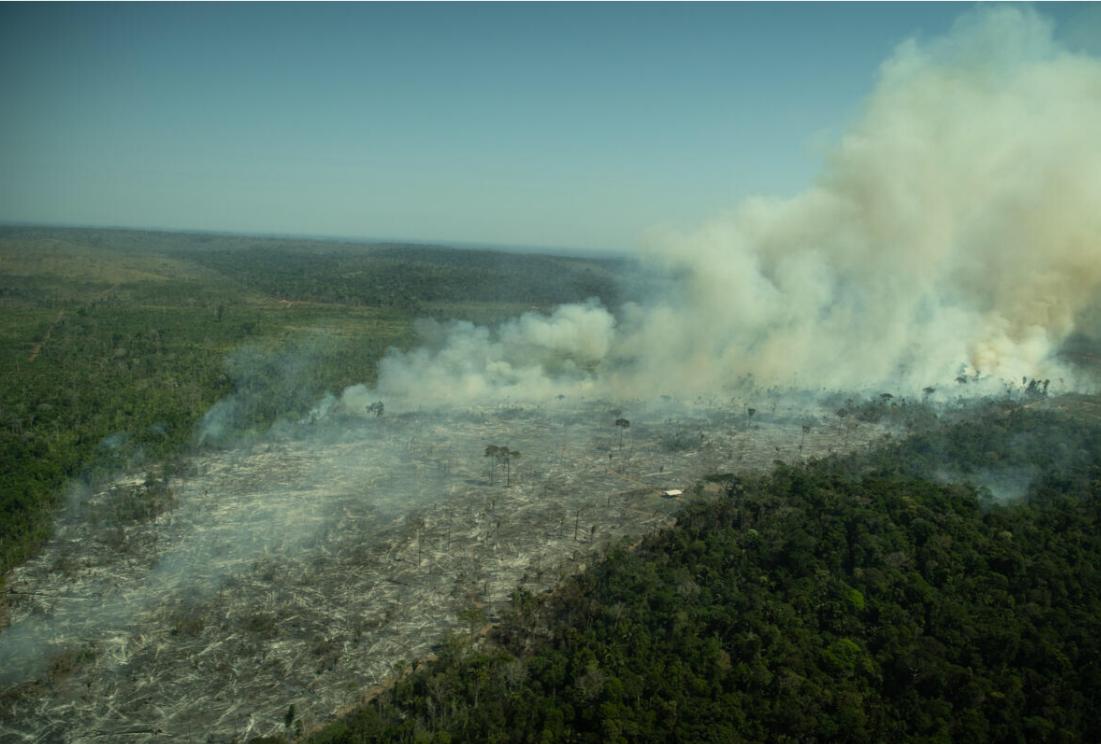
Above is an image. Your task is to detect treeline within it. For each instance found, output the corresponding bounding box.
[304,403,1101,743]
[0,225,626,310]
[177,245,624,310]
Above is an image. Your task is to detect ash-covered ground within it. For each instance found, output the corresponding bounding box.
[1,397,891,742]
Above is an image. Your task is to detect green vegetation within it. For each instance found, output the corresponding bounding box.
[0,226,621,581]
[307,403,1101,743]
[180,242,625,311]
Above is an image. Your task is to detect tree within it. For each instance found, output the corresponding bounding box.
[501,448,521,487]
[484,445,500,484]
[614,418,630,449]
[485,445,520,486]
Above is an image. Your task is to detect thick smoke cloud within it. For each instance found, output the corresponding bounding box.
[340,8,1101,411]
[353,300,616,406]
[638,8,1101,393]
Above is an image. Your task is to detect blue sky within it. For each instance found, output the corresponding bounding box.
[0,3,1088,252]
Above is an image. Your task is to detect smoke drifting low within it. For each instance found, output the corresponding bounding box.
[339,8,1101,412]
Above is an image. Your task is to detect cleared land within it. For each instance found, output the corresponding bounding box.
[1,397,890,741]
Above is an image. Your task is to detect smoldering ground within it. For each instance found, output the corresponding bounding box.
[3,6,1100,741]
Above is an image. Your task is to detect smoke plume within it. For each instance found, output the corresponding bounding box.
[342,7,1101,411]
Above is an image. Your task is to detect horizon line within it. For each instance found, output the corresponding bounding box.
[0,219,632,260]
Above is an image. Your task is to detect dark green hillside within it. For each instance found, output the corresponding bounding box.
[308,402,1101,743]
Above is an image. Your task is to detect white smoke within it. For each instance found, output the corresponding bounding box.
[343,7,1101,411]
[339,301,617,409]
[637,7,1101,392]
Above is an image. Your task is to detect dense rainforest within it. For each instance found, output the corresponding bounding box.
[304,402,1101,743]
